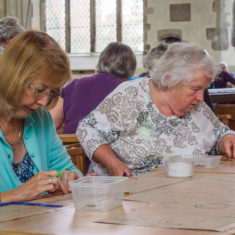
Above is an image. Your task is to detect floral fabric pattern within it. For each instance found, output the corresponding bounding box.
[77,78,234,176]
[12,152,34,183]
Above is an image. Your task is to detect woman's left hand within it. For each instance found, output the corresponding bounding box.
[59,170,81,193]
[218,134,235,158]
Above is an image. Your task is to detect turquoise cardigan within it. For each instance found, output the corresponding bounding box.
[0,108,82,192]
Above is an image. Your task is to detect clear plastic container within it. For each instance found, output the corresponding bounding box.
[193,155,222,168]
[69,176,127,211]
[166,156,193,178]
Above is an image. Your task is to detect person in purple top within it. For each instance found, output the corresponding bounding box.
[214,62,235,88]
[50,42,137,134]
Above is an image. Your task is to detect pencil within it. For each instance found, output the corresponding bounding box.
[124,192,132,196]
[53,169,66,178]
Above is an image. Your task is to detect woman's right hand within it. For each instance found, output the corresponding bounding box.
[1,170,64,202]
[107,158,132,176]
[93,144,132,177]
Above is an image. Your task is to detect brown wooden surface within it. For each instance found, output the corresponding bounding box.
[59,134,86,174]
[58,134,78,144]
[66,144,86,175]
[1,161,235,234]
[216,114,232,126]
[215,104,235,130]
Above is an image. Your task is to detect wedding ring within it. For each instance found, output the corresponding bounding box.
[48,175,52,184]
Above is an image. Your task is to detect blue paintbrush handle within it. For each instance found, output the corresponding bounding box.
[0,201,63,207]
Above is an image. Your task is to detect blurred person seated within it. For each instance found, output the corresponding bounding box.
[0,30,84,203]
[77,42,235,176]
[50,42,136,134]
[0,16,24,54]
[129,41,169,80]
[214,62,235,88]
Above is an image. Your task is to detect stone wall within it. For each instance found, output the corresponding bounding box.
[145,0,235,72]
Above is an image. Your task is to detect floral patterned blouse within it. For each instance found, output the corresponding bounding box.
[77,78,234,176]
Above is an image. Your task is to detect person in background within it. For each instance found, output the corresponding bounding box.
[129,41,168,81]
[214,62,235,88]
[144,41,168,76]
[0,16,24,55]
[50,42,137,134]
[0,30,83,203]
[77,42,235,176]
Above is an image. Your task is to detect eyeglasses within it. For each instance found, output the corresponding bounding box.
[29,84,61,104]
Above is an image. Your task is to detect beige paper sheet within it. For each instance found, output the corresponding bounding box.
[99,174,235,232]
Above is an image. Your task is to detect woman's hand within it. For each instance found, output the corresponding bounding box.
[107,158,132,176]
[1,170,61,202]
[60,170,81,193]
[93,144,132,177]
[218,134,235,158]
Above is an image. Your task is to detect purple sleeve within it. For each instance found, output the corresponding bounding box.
[223,72,235,85]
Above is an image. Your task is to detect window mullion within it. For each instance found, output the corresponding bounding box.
[90,0,96,53]
[65,0,71,53]
[116,0,122,42]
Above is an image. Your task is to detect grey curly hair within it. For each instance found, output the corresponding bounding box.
[144,41,168,75]
[151,42,220,90]
[96,42,136,80]
[0,16,24,43]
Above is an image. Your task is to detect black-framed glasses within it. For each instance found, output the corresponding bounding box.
[29,84,61,103]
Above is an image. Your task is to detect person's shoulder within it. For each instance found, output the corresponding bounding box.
[63,76,92,91]
[220,70,233,77]
[71,74,104,85]
[87,73,123,83]
[64,78,83,87]
[109,77,149,95]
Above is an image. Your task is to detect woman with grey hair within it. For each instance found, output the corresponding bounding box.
[144,41,168,77]
[77,42,235,176]
[0,16,24,51]
[50,42,136,134]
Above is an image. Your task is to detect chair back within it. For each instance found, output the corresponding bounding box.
[59,134,86,175]
[216,114,232,127]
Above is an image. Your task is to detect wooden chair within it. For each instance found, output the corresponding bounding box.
[216,114,232,127]
[58,134,79,145]
[215,104,235,130]
[58,134,86,175]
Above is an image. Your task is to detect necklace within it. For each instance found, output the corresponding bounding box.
[7,128,23,147]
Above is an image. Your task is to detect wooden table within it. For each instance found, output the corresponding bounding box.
[1,160,235,235]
